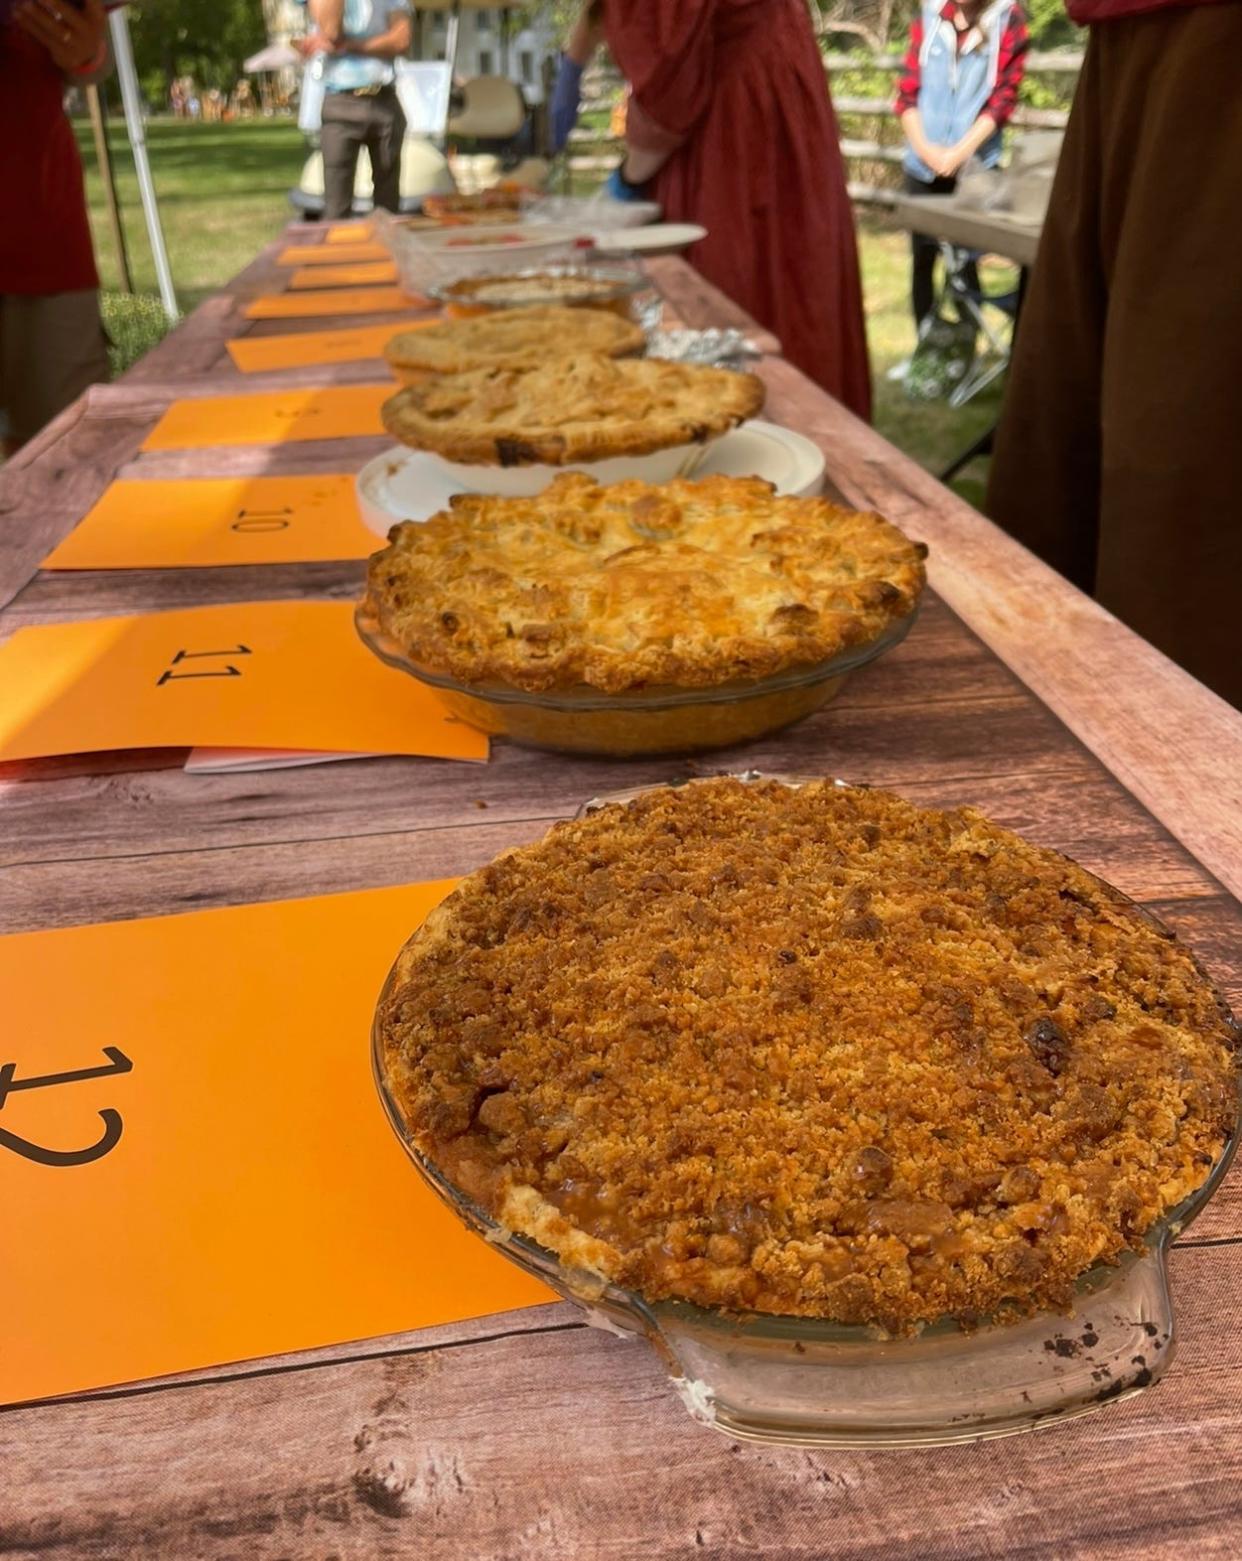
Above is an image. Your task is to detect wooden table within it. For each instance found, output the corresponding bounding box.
[2,230,1241,1559]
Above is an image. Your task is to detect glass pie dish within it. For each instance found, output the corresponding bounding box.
[354,604,919,757]
[372,774,1240,1446]
[429,264,656,327]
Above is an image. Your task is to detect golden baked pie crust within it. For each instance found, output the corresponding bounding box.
[381,355,765,466]
[378,779,1238,1333]
[441,271,632,309]
[364,472,926,694]
[384,306,645,378]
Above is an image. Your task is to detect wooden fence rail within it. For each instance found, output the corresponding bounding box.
[566,49,1082,204]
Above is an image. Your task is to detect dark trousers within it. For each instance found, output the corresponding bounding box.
[904,172,980,327]
[320,87,406,220]
[986,6,1242,707]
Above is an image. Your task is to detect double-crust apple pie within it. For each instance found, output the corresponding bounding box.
[438,270,637,311]
[363,473,926,694]
[377,778,1238,1334]
[380,354,765,466]
[384,305,646,381]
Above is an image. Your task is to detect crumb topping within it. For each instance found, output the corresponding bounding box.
[379,779,1238,1333]
[364,473,925,694]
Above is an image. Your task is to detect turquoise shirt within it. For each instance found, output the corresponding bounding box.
[299,1,410,93]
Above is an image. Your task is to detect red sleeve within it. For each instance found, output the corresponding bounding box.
[894,18,924,118]
[603,0,716,146]
[984,7,1029,127]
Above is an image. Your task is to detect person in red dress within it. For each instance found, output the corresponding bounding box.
[601,0,871,420]
[0,0,111,452]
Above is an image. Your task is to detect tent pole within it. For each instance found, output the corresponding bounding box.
[444,3,460,78]
[86,83,132,294]
[108,5,179,321]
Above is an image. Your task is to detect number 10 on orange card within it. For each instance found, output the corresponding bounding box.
[43,475,378,570]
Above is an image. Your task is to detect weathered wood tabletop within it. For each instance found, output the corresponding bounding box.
[1,228,1240,1560]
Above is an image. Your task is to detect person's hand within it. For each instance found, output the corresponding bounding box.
[925,144,964,179]
[606,166,647,203]
[294,30,339,57]
[13,0,105,73]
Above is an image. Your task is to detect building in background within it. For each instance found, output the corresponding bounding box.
[417,8,556,104]
[262,3,556,105]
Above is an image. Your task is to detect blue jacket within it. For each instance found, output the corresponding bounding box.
[902,2,1015,184]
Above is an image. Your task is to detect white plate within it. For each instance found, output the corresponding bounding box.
[594,223,707,255]
[428,439,714,498]
[355,419,826,537]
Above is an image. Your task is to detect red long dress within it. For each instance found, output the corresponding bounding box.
[604,0,871,419]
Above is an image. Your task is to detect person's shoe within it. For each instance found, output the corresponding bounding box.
[885,357,911,383]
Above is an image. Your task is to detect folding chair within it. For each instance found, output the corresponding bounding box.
[934,241,1021,409]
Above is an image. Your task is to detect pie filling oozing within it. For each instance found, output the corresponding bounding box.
[378,778,1238,1334]
[363,473,926,694]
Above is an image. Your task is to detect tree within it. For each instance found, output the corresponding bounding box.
[129,0,268,105]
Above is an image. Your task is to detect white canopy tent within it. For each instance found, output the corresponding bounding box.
[243,42,302,74]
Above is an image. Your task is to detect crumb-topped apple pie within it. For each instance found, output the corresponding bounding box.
[384,305,645,381]
[377,778,1238,1333]
[381,355,764,466]
[363,473,925,694]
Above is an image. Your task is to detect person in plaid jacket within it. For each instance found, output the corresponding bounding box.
[895,0,1030,332]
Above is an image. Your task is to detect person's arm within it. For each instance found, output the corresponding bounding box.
[550,5,603,154]
[603,0,715,189]
[565,2,603,67]
[900,107,953,178]
[340,6,412,59]
[895,15,958,177]
[940,8,1030,175]
[618,116,675,187]
[939,112,997,176]
[308,0,346,46]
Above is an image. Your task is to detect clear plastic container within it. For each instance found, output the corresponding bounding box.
[354,606,918,757]
[386,225,586,300]
[429,263,660,331]
[371,774,1240,1446]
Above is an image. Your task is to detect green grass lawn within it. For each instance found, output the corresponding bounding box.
[76,115,999,497]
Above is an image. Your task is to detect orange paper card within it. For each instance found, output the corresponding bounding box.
[244,286,421,319]
[278,242,389,265]
[226,322,428,374]
[0,883,552,1405]
[289,261,398,289]
[41,475,378,569]
[327,221,374,243]
[0,600,488,763]
[141,384,390,449]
